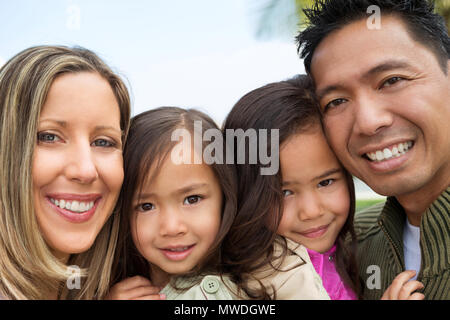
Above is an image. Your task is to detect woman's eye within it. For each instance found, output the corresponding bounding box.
[37,132,60,143]
[138,203,155,211]
[324,98,347,112]
[92,139,115,147]
[282,190,293,197]
[184,195,202,205]
[381,76,404,88]
[318,179,334,188]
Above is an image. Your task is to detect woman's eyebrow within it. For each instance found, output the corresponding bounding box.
[38,119,67,127]
[39,120,121,135]
[92,125,122,136]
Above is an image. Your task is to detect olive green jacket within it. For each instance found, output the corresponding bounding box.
[354,187,450,300]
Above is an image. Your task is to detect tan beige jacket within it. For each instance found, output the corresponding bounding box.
[160,237,329,300]
[247,237,330,300]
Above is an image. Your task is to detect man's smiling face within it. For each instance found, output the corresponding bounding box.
[310,15,450,198]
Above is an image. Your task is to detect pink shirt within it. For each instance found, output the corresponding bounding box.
[307,245,357,300]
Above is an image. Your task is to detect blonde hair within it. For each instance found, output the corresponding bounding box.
[0,46,131,299]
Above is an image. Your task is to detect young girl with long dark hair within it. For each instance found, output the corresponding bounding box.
[222,75,358,299]
[108,107,238,299]
[222,74,424,300]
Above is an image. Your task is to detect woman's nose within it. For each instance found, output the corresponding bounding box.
[64,142,99,184]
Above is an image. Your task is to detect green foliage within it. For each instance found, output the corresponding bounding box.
[356,199,385,212]
[256,0,449,39]
[435,0,450,29]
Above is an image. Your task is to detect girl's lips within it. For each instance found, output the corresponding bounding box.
[298,224,330,239]
[46,196,101,223]
[160,244,196,261]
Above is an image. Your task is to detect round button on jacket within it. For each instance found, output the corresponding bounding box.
[202,276,220,294]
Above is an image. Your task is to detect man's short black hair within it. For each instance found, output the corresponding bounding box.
[296,0,450,74]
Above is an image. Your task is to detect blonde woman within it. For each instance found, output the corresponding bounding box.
[0,46,131,299]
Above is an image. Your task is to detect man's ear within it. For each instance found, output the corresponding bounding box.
[447,59,450,76]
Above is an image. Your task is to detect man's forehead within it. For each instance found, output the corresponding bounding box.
[309,16,423,90]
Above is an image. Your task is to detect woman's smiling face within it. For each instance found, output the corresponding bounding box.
[32,72,124,261]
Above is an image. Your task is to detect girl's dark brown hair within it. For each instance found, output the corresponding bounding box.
[221,74,359,299]
[111,107,237,285]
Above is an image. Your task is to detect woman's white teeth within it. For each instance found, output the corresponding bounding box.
[50,198,94,213]
[367,141,413,162]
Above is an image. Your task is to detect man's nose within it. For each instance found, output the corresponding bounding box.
[353,93,394,136]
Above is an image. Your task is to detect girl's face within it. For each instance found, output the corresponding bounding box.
[131,148,222,285]
[277,127,350,254]
[32,72,124,261]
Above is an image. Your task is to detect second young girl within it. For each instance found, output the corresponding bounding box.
[108,107,238,299]
[222,75,358,300]
[222,74,424,300]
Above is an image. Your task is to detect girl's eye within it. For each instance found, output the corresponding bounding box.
[381,76,404,88]
[184,195,202,205]
[324,98,347,112]
[282,190,293,197]
[37,132,60,143]
[92,139,115,147]
[318,179,334,188]
[138,203,155,212]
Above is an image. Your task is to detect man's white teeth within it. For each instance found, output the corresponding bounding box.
[167,247,189,252]
[50,198,94,213]
[367,141,413,162]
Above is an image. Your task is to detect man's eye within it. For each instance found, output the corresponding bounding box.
[138,203,155,211]
[381,76,404,88]
[282,190,293,197]
[324,98,347,111]
[318,179,334,188]
[37,132,60,143]
[184,195,202,205]
[92,139,115,147]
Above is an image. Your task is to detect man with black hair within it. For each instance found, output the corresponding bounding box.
[296,0,449,299]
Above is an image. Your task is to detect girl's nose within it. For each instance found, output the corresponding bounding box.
[159,208,188,237]
[297,193,324,221]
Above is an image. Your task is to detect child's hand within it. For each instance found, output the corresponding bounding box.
[381,270,424,300]
[106,276,166,300]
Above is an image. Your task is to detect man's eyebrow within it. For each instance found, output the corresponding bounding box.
[316,84,346,100]
[362,60,412,80]
[316,60,413,100]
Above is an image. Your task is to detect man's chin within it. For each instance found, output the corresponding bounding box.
[361,175,427,198]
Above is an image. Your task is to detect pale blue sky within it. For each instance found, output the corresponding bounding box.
[0,0,305,124]
[0,0,383,199]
